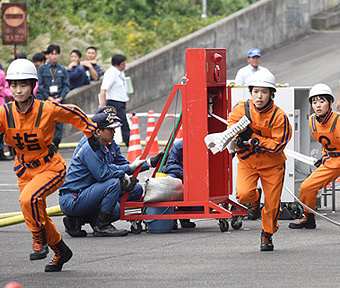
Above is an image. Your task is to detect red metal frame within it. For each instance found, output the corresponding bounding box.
[120,49,247,221]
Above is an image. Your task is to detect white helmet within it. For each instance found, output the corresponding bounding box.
[248,70,276,91]
[309,83,334,102]
[6,59,38,81]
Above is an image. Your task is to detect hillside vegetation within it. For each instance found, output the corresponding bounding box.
[0,0,258,71]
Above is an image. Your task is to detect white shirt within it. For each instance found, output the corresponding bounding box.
[101,66,129,102]
[234,64,269,86]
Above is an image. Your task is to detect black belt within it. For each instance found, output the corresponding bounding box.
[22,144,57,169]
[23,151,55,168]
[328,152,340,157]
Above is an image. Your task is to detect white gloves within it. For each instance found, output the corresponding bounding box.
[129,156,146,170]
[227,139,237,154]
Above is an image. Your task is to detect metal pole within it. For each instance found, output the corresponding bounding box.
[158,112,182,173]
[202,0,207,18]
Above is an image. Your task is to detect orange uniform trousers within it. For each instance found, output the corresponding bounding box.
[236,159,285,234]
[17,153,66,246]
[299,164,340,213]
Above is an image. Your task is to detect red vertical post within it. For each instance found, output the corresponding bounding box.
[182,49,229,202]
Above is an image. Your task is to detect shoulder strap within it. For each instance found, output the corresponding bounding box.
[7,102,15,128]
[268,106,280,128]
[310,115,317,132]
[244,100,250,119]
[35,101,44,127]
[330,114,340,132]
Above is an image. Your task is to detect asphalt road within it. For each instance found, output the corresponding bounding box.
[1,30,340,288]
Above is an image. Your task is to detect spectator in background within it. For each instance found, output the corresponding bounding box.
[80,46,102,81]
[37,44,70,148]
[32,52,46,70]
[234,48,269,86]
[32,52,46,97]
[99,54,130,147]
[67,49,90,90]
[0,68,14,161]
[336,81,340,111]
[0,68,12,106]
[15,53,27,59]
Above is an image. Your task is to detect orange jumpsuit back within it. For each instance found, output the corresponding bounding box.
[228,99,292,234]
[299,109,340,212]
[0,98,96,245]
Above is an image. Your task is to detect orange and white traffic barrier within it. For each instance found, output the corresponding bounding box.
[175,125,183,140]
[127,115,142,162]
[146,110,160,156]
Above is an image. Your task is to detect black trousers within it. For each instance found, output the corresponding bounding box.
[106,100,130,147]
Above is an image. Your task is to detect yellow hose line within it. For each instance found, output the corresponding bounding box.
[0,205,63,227]
[59,141,168,149]
[0,211,23,219]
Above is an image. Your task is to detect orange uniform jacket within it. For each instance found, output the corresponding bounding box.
[228,99,292,167]
[310,110,340,168]
[0,99,96,169]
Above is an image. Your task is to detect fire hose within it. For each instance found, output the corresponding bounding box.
[283,186,340,227]
[0,205,63,227]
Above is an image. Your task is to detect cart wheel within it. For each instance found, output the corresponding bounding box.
[231,216,243,230]
[219,219,229,232]
[130,220,143,234]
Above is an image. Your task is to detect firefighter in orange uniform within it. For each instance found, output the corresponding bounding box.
[228,70,292,251]
[289,84,339,230]
[0,59,99,272]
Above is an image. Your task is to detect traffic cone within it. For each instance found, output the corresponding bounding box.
[5,282,22,288]
[175,125,183,140]
[146,110,160,156]
[127,115,142,162]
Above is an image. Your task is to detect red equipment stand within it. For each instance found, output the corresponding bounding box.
[120,48,248,232]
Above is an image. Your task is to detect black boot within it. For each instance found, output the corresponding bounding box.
[93,210,129,237]
[0,148,14,161]
[288,213,316,229]
[30,227,49,260]
[260,230,274,251]
[180,219,196,228]
[63,216,87,237]
[45,239,73,272]
[248,188,262,220]
[172,220,178,230]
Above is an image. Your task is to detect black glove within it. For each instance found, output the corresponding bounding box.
[235,136,247,148]
[314,158,322,168]
[88,134,100,152]
[148,151,165,168]
[238,126,253,141]
[120,174,139,191]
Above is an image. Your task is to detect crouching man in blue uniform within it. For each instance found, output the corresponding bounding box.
[59,108,163,237]
[162,139,196,229]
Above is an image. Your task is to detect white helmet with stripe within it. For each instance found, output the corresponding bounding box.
[6,59,38,81]
[248,69,276,92]
[309,83,334,103]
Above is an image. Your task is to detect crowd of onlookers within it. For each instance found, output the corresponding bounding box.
[0,44,103,159]
[1,44,102,99]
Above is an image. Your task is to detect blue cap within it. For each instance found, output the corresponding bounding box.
[91,113,122,129]
[247,48,261,58]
